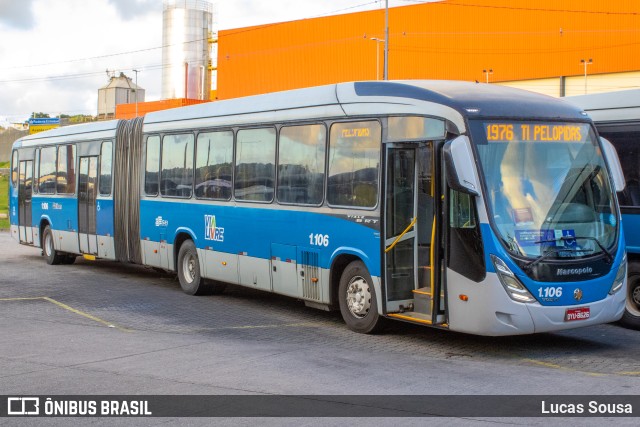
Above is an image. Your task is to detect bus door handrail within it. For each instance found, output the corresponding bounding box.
[385,217,417,253]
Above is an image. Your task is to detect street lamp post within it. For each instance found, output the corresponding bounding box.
[370,38,385,80]
[132,69,140,117]
[384,0,389,80]
[580,58,592,94]
[483,69,493,83]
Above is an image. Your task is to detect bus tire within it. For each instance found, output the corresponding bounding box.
[338,260,384,334]
[42,225,64,265]
[177,240,209,296]
[621,264,640,330]
[62,255,76,265]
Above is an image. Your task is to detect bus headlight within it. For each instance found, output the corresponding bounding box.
[491,255,536,303]
[609,254,627,295]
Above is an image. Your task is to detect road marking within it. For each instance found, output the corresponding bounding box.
[520,358,605,377]
[219,322,328,329]
[0,296,131,332]
[522,357,640,377]
[202,321,332,331]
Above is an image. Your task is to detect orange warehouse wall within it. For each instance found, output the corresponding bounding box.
[115,98,208,119]
[217,0,640,100]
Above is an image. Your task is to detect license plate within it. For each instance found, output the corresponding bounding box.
[565,307,590,322]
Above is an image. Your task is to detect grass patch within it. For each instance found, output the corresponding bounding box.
[0,161,9,168]
[0,174,8,229]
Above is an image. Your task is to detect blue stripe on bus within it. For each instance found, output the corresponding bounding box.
[19,195,115,237]
[622,213,640,254]
[31,196,79,231]
[139,200,382,276]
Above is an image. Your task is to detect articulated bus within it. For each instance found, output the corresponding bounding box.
[567,89,640,329]
[9,81,628,335]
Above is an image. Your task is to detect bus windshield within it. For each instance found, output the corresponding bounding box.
[473,120,617,259]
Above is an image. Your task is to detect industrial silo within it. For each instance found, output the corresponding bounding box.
[162,0,215,100]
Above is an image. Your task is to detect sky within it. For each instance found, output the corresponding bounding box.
[0,0,421,126]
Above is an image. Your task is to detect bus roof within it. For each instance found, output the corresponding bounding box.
[13,81,590,148]
[13,119,121,148]
[565,89,640,124]
[144,80,588,134]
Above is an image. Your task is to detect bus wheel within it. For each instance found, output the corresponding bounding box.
[177,240,209,296]
[42,226,64,265]
[621,265,640,330]
[62,255,76,265]
[338,260,384,334]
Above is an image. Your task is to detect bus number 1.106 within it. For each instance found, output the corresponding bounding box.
[309,233,330,247]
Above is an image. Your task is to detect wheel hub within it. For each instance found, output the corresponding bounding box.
[45,234,52,257]
[183,254,196,283]
[632,284,640,309]
[346,276,371,318]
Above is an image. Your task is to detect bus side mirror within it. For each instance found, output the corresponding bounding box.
[443,135,480,196]
[600,137,626,192]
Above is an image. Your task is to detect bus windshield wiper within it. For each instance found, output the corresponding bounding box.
[524,247,594,272]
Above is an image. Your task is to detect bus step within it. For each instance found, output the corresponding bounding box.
[412,287,432,315]
[388,312,432,325]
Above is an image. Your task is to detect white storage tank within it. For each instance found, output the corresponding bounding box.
[162,0,215,100]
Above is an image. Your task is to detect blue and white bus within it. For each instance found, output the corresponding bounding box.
[567,89,640,329]
[9,81,628,335]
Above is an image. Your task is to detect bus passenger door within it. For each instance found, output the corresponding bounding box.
[78,156,98,255]
[384,142,441,324]
[18,160,34,244]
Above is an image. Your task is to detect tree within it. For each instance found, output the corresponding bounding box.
[30,112,50,119]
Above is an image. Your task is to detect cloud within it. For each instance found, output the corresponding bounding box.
[0,0,36,30]
[107,0,160,20]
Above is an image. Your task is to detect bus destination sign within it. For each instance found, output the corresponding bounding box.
[485,123,587,143]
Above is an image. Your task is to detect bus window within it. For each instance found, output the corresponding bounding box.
[277,124,326,205]
[11,150,18,187]
[39,146,57,194]
[99,141,113,196]
[145,135,160,196]
[161,133,194,198]
[57,145,76,194]
[449,189,484,282]
[235,128,276,202]
[327,121,381,208]
[599,130,640,207]
[450,190,476,229]
[388,116,445,141]
[195,131,233,200]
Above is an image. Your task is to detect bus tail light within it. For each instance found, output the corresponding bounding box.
[491,255,536,303]
[609,254,626,295]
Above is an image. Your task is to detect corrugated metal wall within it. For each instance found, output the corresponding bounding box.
[216,0,640,100]
[115,98,208,119]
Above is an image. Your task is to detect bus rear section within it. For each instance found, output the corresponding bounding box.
[8,120,128,265]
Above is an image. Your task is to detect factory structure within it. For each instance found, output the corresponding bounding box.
[109,0,640,119]
[98,72,145,120]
